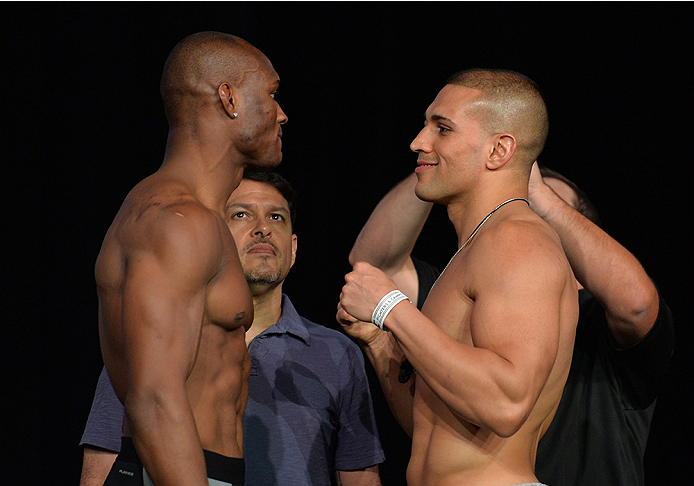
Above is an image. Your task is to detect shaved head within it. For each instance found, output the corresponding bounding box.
[160,31,269,125]
[447,69,549,165]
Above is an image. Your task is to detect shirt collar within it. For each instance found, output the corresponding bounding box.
[259,294,310,344]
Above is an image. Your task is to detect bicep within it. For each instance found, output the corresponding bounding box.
[121,256,206,386]
[469,241,565,387]
[121,213,221,389]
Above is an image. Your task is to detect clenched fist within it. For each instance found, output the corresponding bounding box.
[337,261,400,343]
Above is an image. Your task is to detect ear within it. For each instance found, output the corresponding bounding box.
[217,83,238,119]
[289,234,298,268]
[487,134,517,170]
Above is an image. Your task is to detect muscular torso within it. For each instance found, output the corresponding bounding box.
[406,214,578,486]
[95,173,253,458]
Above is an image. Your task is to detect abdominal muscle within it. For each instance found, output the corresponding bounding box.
[117,321,251,460]
[183,322,251,459]
[407,381,538,486]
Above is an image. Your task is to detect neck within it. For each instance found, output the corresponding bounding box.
[245,284,284,345]
[161,125,245,212]
[433,195,529,288]
[446,183,529,248]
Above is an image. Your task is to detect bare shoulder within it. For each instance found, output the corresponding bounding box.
[469,212,571,288]
[125,178,220,239]
[99,179,227,282]
[464,211,577,369]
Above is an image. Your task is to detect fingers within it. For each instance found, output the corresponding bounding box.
[336,302,358,325]
[352,260,375,273]
[528,161,542,186]
[341,263,402,327]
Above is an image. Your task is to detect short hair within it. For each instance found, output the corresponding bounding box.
[539,166,601,226]
[242,171,298,228]
[446,68,549,164]
[160,31,262,124]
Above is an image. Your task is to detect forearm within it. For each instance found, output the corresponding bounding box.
[80,447,117,486]
[361,332,415,437]
[338,263,529,436]
[350,173,432,270]
[336,465,382,486]
[385,304,542,437]
[126,389,208,486]
[533,188,659,343]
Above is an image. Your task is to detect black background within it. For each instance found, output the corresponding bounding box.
[4,3,692,484]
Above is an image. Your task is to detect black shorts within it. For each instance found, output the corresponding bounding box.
[103,437,245,486]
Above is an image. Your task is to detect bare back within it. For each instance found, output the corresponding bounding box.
[408,207,578,486]
[96,172,253,461]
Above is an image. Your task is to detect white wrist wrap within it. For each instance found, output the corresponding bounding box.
[372,290,410,331]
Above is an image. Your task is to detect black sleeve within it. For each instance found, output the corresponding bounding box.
[412,256,440,310]
[399,257,441,383]
[579,290,676,409]
[613,294,675,408]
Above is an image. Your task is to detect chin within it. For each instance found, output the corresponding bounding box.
[246,156,282,172]
[414,182,436,203]
[416,185,451,207]
[245,266,284,286]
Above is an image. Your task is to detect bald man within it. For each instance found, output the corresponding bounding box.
[338,69,578,485]
[95,32,287,486]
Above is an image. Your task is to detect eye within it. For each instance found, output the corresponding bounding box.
[228,211,248,221]
[269,213,284,221]
[436,124,451,134]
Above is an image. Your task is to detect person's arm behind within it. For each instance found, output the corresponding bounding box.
[80,448,117,486]
[79,367,124,486]
[341,173,433,437]
[336,465,382,486]
[349,173,432,302]
[528,163,659,347]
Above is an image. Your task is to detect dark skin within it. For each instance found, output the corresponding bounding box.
[96,32,287,485]
[83,179,381,486]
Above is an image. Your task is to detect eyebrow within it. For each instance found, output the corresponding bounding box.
[226,202,289,215]
[430,113,456,125]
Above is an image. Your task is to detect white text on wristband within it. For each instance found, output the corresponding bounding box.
[372,290,410,331]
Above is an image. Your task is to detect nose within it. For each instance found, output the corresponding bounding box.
[410,126,428,153]
[277,103,288,125]
[252,219,271,237]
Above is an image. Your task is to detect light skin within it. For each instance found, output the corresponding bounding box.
[83,180,381,486]
[95,33,287,486]
[339,82,578,485]
[346,158,661,484]
[350,165,660,348]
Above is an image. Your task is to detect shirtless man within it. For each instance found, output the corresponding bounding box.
[95,32,287,485]
[338,69,578,486]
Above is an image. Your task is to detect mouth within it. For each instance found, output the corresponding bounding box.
[246,242,277,256]
[415,159,437,172]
